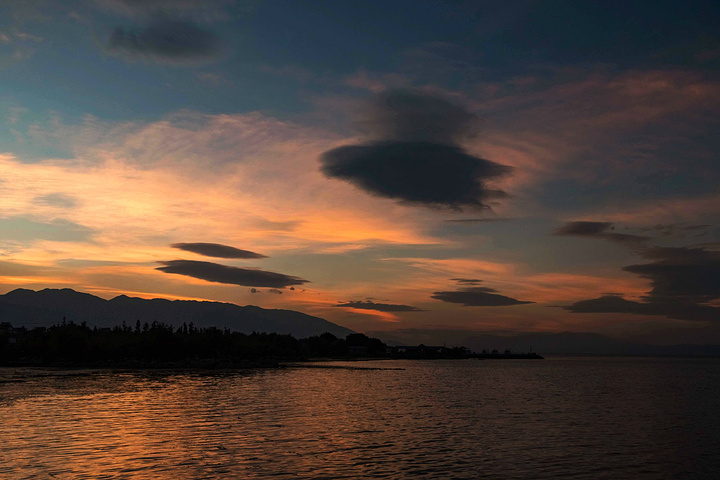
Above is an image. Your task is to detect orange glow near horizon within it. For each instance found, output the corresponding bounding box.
[2,64,719,343]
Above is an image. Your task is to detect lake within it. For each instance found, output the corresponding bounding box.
[1,357,719,479]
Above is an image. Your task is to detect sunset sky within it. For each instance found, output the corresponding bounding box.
[1,0,719,344]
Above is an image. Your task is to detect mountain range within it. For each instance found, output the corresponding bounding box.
[4,288,719,356]
[0,288,354,339]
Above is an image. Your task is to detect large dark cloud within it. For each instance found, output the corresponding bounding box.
[624,246,720,305]
[106,17,223,64]
[356,90,480,144]
[319,91,512,209]
[564,246,720,322]
[321,142,510,208]
[432,286,533,307]
[156,260,308,288]
[554,221,650,244]
[171,243,267,259]
[566,295,666,315]
[335,301,425,312]
[564,295,719,323]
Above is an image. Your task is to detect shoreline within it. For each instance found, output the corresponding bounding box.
[0,353,543,370]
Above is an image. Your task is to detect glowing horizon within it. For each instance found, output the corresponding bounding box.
[1,1,719,345]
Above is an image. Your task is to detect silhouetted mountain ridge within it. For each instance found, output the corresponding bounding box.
[0,288,354,339]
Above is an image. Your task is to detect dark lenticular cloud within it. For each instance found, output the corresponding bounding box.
[107,17,223,64]
[335,301,425,312]
[156,260,308,288]
[171,242,267,259]
[319,90,512,209]
[321,142,510,208]
[564,294,720,323]
[445,217,511,223]
[432,286,533,307]
[450,278,483,285]
[554,221,650,244]
[564,246,720,322]
[624,246,720,305]
[555,221,612,236]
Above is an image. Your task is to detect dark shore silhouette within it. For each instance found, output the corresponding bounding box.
[0,320,541,368]
[0,321,384,368]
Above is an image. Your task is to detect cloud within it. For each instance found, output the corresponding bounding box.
[106,16,223,64]
[625,246,720,305]
[445,217,511,223]
[156,260,309,288]
[450,278,483,285]
[171,242,267,259]
[555,221,612,236]
[564,294,719,323]
[554,221,650,244]
[95,0,233,21]
[432,286,533,307]
[564,246,720,322]
[0,217,94,243]
[639,223,711,238]
[259,64,316,83]
[319,90,513,209]
[33,193,77,208]
[321,142,510,209]
[0,260,56,277]
[356,90,480,144]
[335,301,425,312]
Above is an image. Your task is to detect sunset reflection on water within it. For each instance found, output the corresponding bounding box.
[2,358,720,479]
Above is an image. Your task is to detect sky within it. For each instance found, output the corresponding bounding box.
[1,0,719,345]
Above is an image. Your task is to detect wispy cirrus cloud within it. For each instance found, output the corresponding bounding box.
[32,193,77,209]
[94,0,236,23]
[0,216,95,244]
[463,68,720,219]
[0,109,441,265]
[105,16,225,64]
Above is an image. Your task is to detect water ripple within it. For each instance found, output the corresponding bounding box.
[1,358,720,479]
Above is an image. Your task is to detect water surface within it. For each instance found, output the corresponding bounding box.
[1,357,719,479]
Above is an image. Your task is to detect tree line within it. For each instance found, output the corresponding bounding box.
[0,320,387,367]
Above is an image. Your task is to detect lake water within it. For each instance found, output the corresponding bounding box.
[1,357,719,479]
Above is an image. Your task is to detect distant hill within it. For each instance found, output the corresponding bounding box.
[0,288,354,339]
[369,329,720,357]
